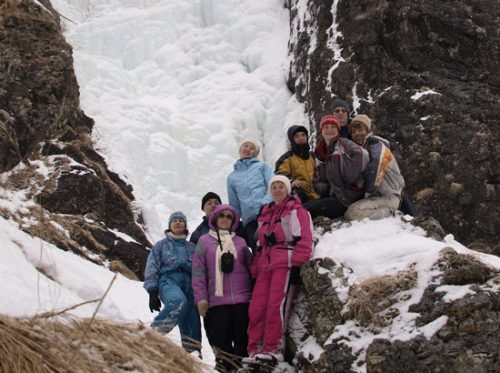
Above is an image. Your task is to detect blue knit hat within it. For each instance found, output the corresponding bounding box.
[168,211,187,227]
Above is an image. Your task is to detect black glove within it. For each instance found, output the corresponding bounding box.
[289,266,301,285]
[149,289,161,313]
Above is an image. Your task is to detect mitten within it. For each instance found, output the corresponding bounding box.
[149,289,161,313]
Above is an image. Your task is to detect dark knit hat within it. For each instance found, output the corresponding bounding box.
[331,98,350,113]
[168,211,187,227]
[201,192,222,210]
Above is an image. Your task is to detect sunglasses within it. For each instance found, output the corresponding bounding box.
[218,213,234,220]
[334,108,348,114]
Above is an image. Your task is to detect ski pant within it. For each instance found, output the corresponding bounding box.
[152,272,201,352]
[344,194,401,221]
[206,303,249,372]
[304,195,346,220]
[244,220,259,250]
[292,187,310,204]
[247,267,295,356]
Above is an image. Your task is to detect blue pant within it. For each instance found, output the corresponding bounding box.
[152,272,201,351]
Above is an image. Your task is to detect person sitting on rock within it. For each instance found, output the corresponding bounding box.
[331,98,351,139]
[344,114,405,220]
[274,125,319,204]
[304,115,369,219]
[144,211,201,353]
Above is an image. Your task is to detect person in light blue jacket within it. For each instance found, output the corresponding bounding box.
[227,138,274,249]
[143,211,201,353]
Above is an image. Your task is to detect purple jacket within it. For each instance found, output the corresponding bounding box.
[192,205,252,308]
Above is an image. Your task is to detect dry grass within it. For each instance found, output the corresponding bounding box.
[0,314,203,373]
[436,248,496,285]
[344,268,418,327]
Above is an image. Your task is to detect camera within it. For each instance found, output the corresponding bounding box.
[220,252,234,273]
[264,232,277,246]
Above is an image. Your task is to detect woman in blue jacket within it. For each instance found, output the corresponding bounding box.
[227,138,274,249]
[143,211,201,352]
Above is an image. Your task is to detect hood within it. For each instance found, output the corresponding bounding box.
[287,125,309,144]
[208,204,240,232]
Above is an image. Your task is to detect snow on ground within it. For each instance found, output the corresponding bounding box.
[1,1,499,372]
[2,205,498,370]
[305,216,500,371]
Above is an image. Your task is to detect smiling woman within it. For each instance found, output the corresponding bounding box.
[247,175,314,363]
[227,138,274,249]
[192,204,252,372]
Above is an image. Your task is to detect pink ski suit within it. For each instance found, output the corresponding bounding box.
[248,196,313,356]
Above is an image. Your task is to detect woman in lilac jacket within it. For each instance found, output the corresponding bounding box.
[192,204,252,372]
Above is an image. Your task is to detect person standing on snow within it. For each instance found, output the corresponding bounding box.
[246,175,313,364]
[144,211,201,353]
[344,114,406,220]
[275,125,319,204]
[192,204,252,372]
[304,115,369,219]
[189,192,222,245]
[227,138,274,249]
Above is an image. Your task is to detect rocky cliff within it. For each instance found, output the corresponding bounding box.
[0,0,150,279]
[287,0,499,249]
[288,219,499,373]
[1,1,499,372]
[285,2,500,371]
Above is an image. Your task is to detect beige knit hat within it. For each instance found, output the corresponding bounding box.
[351,114,372,131]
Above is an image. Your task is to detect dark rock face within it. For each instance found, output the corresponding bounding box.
[367,255,499,373]
[0,0,150,279]
[287,0,500,246]
[293,245,499,373]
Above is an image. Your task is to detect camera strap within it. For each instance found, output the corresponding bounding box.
[267,202,289,235]
[216,228,223,252]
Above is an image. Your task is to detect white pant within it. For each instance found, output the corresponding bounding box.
[345,195,401,221]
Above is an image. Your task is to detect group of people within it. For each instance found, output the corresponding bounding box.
[143,98,412,372]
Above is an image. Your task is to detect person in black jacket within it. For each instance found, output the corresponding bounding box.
[189,192,222,245]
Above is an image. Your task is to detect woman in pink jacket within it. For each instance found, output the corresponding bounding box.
[247,175,314,363]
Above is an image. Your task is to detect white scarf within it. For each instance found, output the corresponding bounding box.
[166,232,187,240]
[209,229,237,297]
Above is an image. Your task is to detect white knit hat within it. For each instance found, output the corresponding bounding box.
[240,138,260,156]
[269,175,292,195]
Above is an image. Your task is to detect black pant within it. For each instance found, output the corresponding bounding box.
[206,303,249,372]
[304,196,347,219]
[292,187,309,204]
[400,192,417,217]
[244,220,258,250]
